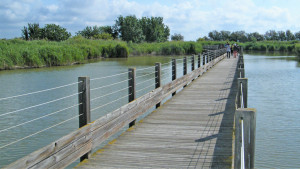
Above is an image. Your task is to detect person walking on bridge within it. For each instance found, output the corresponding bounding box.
[225,42,231,58]
[233,44,238,58]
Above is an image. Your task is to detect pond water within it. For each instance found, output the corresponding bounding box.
[244,52,300,168]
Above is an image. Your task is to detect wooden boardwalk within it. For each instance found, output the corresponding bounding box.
[76,57,238,169]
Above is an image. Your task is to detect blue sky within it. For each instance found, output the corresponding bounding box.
[1,0,300,41]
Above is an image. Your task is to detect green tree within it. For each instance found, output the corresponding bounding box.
[220,31,231,41]
[22,26,29,40]
[286,30,295,41]
[264,30,279,40]
[295,31,300,41]
[42,24,71,41]
[22,23,41,40]
[247,32,264,42]
[229,31,247,42]
[171,33,184,41]
[115,15,145,43]
[77,26,100,39]
[140,16,170,42]
[208,30,221,41]
[277,31,286,41]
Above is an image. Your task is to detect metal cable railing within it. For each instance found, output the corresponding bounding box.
[0,112,83,150]
[90,79,130,91]
[90,71,129,81]
[91,94,130,112]
[0,81,81,101]
[0,92,81,117]
[0,103,82,133]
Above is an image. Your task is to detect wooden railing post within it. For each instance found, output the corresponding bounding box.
[206,51,209,64]
[183,56,187,75]
[183,57,187,88]
[78,76,91,161]
[203,52,205,66]
[128,68,136,127]
[234,108,256,169]
[191,55,195,71]
[198,53,201,68]
[238,68,245,78]
[155,63,161,108]
[172,59,177,96]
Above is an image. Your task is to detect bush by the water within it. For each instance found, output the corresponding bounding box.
[241,41,297,52]
[295,44,300,57]
[0,37,129,69]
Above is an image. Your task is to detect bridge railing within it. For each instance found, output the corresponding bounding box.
[5,48,227,168]
[234,47,256,169]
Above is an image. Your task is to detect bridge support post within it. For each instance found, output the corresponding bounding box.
[203,52,205,66]
[78,76,91,161]
[172,59,177,96]
[155,63,161,108]
[206,51,209,64]
[128,68,136,128]
[198,53,201,68]
[234,108,256,169]
[183,57,187,88]
[191,55,195,71]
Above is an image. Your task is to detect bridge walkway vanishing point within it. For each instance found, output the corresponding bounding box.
[76,57,239,168]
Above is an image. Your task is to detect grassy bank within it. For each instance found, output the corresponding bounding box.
[239,41,299,52]
[0,37,129,69]
[0,38,204,70]
[128,41,202,56]
[1,38,299,70]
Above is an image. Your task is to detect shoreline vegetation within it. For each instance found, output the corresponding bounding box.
[0,38,299,70]
[2,15,300,70]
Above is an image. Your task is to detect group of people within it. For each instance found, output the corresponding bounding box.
[225,42,239,59]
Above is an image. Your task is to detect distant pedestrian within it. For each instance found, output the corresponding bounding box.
[233,44,238,58]
[225,42,231,58]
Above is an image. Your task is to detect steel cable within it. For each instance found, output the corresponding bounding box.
[91,94,130,112]
[0,113,82,150]
[90,71,129,81]
[136,72,155,79]
[0,103,82,133]
[90,79,130,91]
[136,77,156,86]
[0,81,81,101]
[0,92,82,118]
[91,86,131,102]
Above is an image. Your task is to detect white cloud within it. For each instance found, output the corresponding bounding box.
[0,0,300,40]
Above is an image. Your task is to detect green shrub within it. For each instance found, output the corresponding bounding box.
[279,45,287,52]
[260,44,267,51]
[295,44,300,56]
[268,45,275,51]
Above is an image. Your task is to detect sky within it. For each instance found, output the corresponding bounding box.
[1,0,300,41]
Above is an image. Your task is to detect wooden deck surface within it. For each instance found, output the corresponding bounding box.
[76,57,238,169]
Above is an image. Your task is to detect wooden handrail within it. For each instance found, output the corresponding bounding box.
[234,48,257,169]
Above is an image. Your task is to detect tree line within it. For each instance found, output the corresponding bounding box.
[203,30,300,42]
[21,15,171,43]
